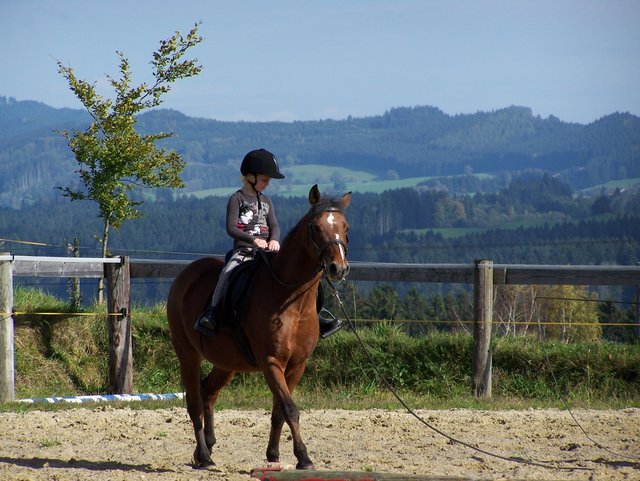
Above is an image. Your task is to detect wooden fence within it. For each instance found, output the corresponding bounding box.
[1,252,639,402]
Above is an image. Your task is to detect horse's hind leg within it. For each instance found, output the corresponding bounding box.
[176,352,214,468]
[201,368,235,452]
[264,363,313,470]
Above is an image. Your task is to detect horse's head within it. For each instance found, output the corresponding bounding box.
[307,184,351,281]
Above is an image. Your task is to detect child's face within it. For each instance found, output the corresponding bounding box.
[253,174,271,192]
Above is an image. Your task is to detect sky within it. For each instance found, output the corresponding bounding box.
[1,0,639,124]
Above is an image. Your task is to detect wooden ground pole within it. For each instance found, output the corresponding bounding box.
[250,467,474,481]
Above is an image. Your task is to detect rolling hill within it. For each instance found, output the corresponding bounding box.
[1,95,639,209]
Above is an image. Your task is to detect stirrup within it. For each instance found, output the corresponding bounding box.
[319,307,343,339]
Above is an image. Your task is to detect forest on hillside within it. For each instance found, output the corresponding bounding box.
[3,173,639,261]
[2,96,640,208]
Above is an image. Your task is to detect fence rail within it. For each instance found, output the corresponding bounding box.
[1,253,639,403]
[128,258,640,285]
[4,254,640,285]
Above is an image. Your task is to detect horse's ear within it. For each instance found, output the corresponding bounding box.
[308,184,321,205]
[339,191,352,209]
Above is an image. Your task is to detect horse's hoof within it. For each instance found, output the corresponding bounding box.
[194,459,215,469]
[296,461,314,470]
[193,449,214,468]
[193,458,214,468]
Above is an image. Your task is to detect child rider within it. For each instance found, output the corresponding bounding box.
[194,148,342,339]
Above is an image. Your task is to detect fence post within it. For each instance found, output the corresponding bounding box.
[635,285,640,339]
[472,259,493,398]
[0,252,15,402]
[635,262,640,339]
[69,238,81,309]
[105,256,132,394]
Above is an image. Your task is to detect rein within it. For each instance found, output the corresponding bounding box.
[257,249,317,289]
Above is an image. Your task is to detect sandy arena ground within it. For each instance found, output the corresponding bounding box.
[0,407,638,480]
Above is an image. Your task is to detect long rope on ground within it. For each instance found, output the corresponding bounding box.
[542,347,640,462]
[325,279,593,473]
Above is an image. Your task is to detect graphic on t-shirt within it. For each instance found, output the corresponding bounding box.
[239,203,254,224]
[237,200,270,237]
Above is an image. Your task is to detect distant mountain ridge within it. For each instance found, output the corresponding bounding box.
[1,95,638,208]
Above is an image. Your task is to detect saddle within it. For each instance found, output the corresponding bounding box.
[215,250,325,366]
[216,251,272,367]
[219,250,324,329]
[219,253,265,330]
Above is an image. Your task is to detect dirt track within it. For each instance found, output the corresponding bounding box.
[0,407,638,480]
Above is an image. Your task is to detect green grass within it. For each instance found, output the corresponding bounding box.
[417,227,490,238]
[402,215,617,239]
[498,218,560,229]
[286,164,376,183]
[577,177,640,195]
[165,169,640,202]
[38,438,62,448]
[187,176,440,199]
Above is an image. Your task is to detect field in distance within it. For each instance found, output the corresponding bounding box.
[185,164,495,198]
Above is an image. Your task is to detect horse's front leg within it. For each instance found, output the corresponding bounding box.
[264,363,314,470]
[266,400,285,463]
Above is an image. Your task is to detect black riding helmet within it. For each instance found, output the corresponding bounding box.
[240,149,285,179]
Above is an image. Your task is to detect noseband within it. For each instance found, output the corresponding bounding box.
[308,206,349,277]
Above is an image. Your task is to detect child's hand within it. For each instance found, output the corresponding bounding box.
[253,238,268,249]
[267,240,280,252]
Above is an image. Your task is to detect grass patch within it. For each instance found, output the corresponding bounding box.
[416,227,489,238]
[186,169,445,198]
[184,170,502,198]
[38,438,62,448]
[7,288,640,412]
[578,177,640,195]
[13,288,108,398]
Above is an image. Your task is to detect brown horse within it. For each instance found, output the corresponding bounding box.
[167,184,351,469]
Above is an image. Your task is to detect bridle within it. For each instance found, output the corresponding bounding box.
[308,206,349,277]
[259,204,349,288]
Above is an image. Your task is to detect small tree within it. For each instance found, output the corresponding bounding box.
[57,24,203,302]
[534,285,602,342]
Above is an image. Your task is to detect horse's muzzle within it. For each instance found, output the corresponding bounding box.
[317,238,350,281]
[327,261,350,281]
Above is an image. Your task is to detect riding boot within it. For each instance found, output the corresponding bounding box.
[318,307,343,339]
[195,305,219,337]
